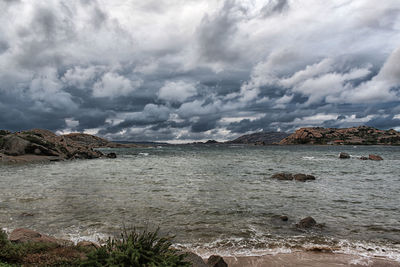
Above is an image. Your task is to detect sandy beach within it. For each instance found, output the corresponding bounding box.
[223,252,400,267]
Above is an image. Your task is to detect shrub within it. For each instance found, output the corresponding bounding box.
[81,228,190,267]
[0,230,57,264]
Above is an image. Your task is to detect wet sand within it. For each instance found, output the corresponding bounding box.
[223,252,400,267]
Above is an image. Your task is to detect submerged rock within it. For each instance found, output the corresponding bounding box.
[271,173,293,180]
[271,172,316,182]
[369,154,383,161]
[360,156,368,160]
[296,216,317,229]
[339,152,350,159]
[293,173,316,182]
[207,255,228,267]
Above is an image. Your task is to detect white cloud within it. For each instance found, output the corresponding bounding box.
[93,72,142,98]
[158,80,197,103]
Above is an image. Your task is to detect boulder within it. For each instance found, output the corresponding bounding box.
[271,173,293,180]
[207,255,228,267]
[106,152,117,158]
[293,173,316,182]
[2,135,30,156]
[339,152,350,159]
[296,216,317,229]
[179,252,208,267]
[369,154,383,161]
[360,156,368,160]
[9,228,65,246]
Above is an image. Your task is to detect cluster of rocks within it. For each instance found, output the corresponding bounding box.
[339,152,383,161]
[271,172,316,182]
[280,126,400,145]
[0,129,123,163]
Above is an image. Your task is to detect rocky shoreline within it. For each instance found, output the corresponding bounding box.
[1,228,399,267]
[0,129,139,164]
[280,126,400,145]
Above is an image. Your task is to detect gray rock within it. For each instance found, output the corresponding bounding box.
[2,135,30,156]
[296,216,317,228]
[339,152,350,159]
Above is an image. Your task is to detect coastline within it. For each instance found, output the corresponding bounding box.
[222,252,400,267]
[2,227,400,266]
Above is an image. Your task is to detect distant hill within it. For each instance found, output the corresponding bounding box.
[280,126,400,145]
[227,132,291,145]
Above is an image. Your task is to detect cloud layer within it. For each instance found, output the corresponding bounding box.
[1,0,400,141]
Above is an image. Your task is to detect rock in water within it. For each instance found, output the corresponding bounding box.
[106,152,117,158]
[271,173,293,180]
[296,216,317,228]
[339,152,350,159]
[369,154,383,161]
[208,255,228,267]
[360,156,368,160]
[280,215,289,221]
[293,173,316,182]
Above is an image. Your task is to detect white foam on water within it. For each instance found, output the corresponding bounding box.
[335,239,400,262]
[139,152,149,156]
[173,236,400,262]
[63,231,109,245]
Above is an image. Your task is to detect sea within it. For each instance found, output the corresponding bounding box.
[1,145,399,261]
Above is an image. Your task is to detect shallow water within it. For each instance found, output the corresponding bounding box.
[1,145,400,260]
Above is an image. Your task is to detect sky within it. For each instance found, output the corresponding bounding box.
[1,0,400,142]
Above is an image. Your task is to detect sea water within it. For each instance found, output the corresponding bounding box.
[1,145,399,260]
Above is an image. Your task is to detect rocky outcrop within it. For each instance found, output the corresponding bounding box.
[271,173,316,182]
[228,132,290,145]
[0,129,137,163]
[0,129,103,162]
[63,133,139,148]
[280,126,400,145]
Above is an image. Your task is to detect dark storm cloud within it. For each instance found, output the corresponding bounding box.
[196,0,243,63]
[261,0,289,17]
[1,0,400,142]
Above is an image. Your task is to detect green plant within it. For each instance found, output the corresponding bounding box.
[0,229,57,264]
[81,228,190,267]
